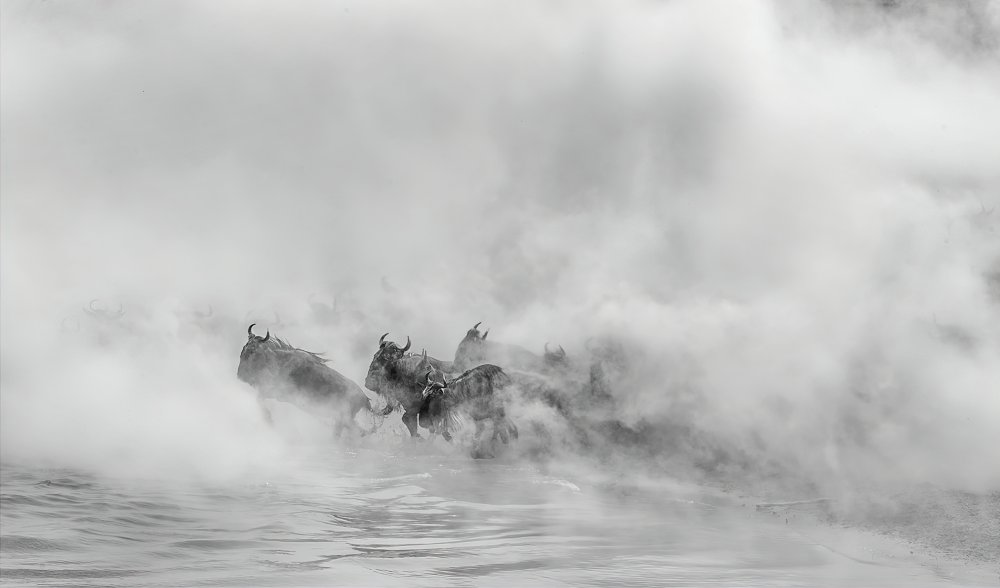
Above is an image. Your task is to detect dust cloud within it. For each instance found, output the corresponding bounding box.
[2,0,999,497]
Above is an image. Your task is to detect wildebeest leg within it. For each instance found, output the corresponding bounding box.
[256,392,273,426]
[489,405,516,445]
[401,410,421,439]
[332,411,361,441]
[417,403,433,438]
[493,418,509,445]
[349,394,377,437]
[471,419,495,459]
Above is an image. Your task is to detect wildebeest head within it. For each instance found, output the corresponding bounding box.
[420,366,448,396]
[237,323,273,385]
[83,299,125,321]
[543,342,568,369]
[364,332,411,392]
[453,321,489,369]
[419,368,451,435]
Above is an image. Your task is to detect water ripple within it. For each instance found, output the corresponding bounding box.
[1,459,990,587]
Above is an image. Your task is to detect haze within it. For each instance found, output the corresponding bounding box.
[2,0,999,498]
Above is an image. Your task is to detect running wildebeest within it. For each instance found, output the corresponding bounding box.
[419,348,456,374]
[364,333,442,438]
[453,322,563,374]
[419,363,519,458]
[584,336,625,408]
[543,342,570,371]
[237,324,376,435]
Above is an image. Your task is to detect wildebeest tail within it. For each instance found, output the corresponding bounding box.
[349,390,375,416]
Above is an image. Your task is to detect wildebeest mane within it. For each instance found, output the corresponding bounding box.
[267,336,329,365]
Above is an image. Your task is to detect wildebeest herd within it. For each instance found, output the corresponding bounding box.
[235,321,623,459]
[59,298,634,459]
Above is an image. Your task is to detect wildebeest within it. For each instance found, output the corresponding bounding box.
[584,336,625,408]
[364,333,441,438]
[420,364,519,458]
[506,368,575,417]
[419,348,456,374]
[543,342,570,371]
[453,322,560,373]
[237,324,376,435]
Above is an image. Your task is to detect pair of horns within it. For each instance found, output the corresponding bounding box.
[424,368,446,387]
[471,322,489,339]
[378,332,411,352]
[248,323,270,342]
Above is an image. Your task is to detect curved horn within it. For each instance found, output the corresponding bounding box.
[248,323,257,338]
[481,329,488,340]
[559,345,566,357]
[400,336,411,352]
[379,332,389,346]
[262,330,270,343]
[473,321,482,330]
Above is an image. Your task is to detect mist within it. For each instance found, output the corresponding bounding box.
[2,0,999,497]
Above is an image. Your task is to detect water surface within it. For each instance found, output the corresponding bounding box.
[2,442,992,587]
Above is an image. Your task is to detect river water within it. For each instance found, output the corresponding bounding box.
[2,433,994,588]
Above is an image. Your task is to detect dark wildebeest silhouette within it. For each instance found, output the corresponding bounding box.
[364,333,444,438]
[419,364,519,458]
[237,324,376,435]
